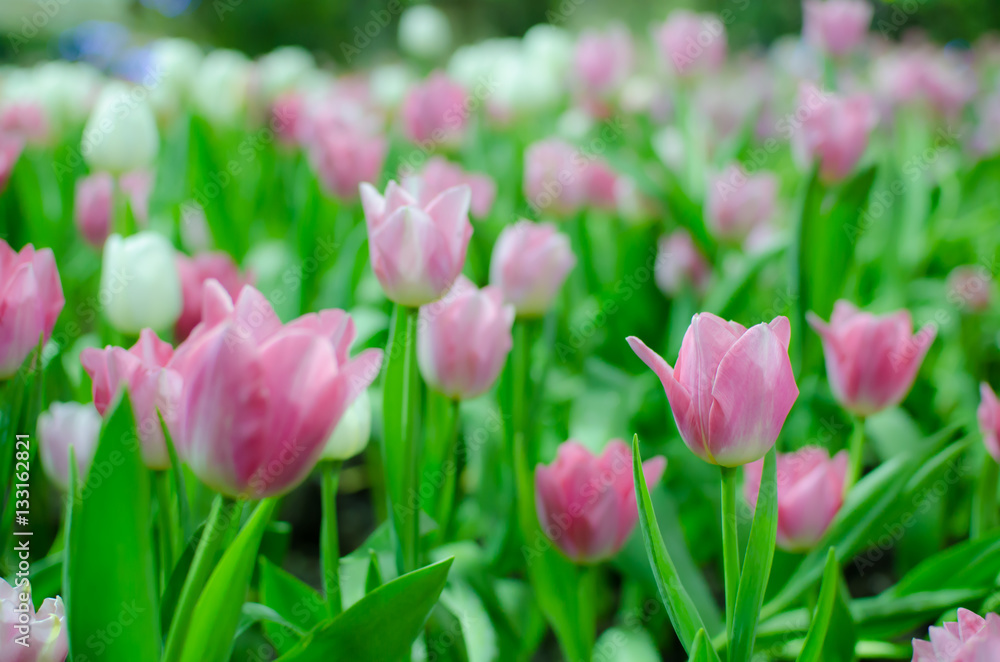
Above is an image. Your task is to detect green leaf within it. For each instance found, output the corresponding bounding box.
[798,548,839,662]
[65,394,161,661]
[179,498,278,662]
[259,557,325,653]
[424,601,471,662]
[686,629,716,662]
[730,447,778,662]
[160,522,206,635]
[366,550,383,594]
[275,557,454,661]
[632,435,717,658]
[235,602,303,640]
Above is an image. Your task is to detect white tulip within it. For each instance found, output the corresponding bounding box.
[322,389,372,461]
[100,232,182,335]
[82,82,159,174]
[149,38,204,121]
[398,5,452,59]
[370,63,414,109]
[190,49,252,127]
[256,46,314,103]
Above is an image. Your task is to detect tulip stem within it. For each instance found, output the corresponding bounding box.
[720,464,740,641]
[435,399,462,540]
[845,416,866,491]
[321,460,343,616]
[971,456,999,540]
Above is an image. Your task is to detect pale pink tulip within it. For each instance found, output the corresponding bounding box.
[360,180,472,306]
[706,166,778,240]
[912,608,1000,661]
[308,126,387,200]
[803,0,873,57]
[653,11,727,77]
[573,24,634,97]
[0,578,67,662]
[119,170,154,224]
[978,383,1000,463]
[174,252,253,341]
[37,401,102,492]
[628,314,799,466]
[272,92,305,145]
[0,241,64,379]
[489,220,576,317]
[793,84,876,181]
[535,440,666,563]
[744,446,847,551]
[585,159,619,210]
[0,103,49,145]
[523,138,590,216]
[875,49,976,119]
[417,276,514,400]
[169,281,383,498]
[401,71,468,147]
[403,156,496,219]
[0,133,23,192]
[947,266,992,312]
[808,300,936,417]
[80,329,181,470]
[655,229,711,296]
[74,173,113,247]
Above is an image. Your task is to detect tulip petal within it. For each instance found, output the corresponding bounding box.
[626,336,701,455]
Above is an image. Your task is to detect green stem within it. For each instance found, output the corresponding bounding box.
[512,322,530,464]
[163,494,236,662]
[972,455,999,540]
[845,416,866,491]
[154,470,177,589]
[721,465,740,643]
[321,460,343,616]
[435,399,462,540]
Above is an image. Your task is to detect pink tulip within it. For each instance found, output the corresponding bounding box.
[803,0,873,57]
[360,180,472,306]
[119,170,154,225]
[169,281,383,498]
[874,49,976,119]
[0,578,67,662]
[947,266,991,312]
[653,11,727,77]
[628,313,799,466]
[573,24,634,96]
[489,220,576,317]
[403,156,496,219]
[523,138,590,216]
[744,446,847,551]
[655,229,711,297]
[978,383,1000,463]
[401,71,468,147]
[37,401,102,492]
[807,300,936,417]
[175,252,253,341]
[585,159,620,210]
[912,608,1000,661]
[74,173,113,247]
[705,165,778,241]
[417,276,514,400]
[307,125,387,200]
[80,329,181,470]
[793,84,876,182]
[272,92,305,145]
[535,440,666,563]
[0,103,49,145]
[0,133,23,192]
[0,241,64,379]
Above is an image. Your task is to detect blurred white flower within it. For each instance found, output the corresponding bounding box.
[82,81,159,173]
[148,38,203,122]
[322,389,372,460]
[398,5,452,59]
[191,49,252,127]
[370,63,414,109]
[256,45,315,103]
[101,232,182,334]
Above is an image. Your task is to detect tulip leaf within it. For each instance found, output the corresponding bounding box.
[632,435,718,659]
[65,394,161,661]
[160,522,206,635]
[797,548,839,662]
[179,498,278,662]
[366,549,383,594]
[425,600,471,662]
[686,629,715,662]
[730,446,778,662]
[259,557,325,653]
[274,557,454,661]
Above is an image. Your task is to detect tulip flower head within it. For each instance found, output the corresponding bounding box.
[401,71,468,147]
[705,166,778,241]
[792,84,876,182]
[489,220,576,317]
[307,125,387,200]
[535,440,666,563]
[0,241,64,379]
[978,383,1000,463]
[808,300,936,417]
[0,578,68,662]
[321,389,372,461]
[655,229,711,297]
[360,180,473,307]
[947,266,991,312]
[803,0,873,58]
[744,447,847,552]
[398,5,453,60]
[100,232,183,335]
[37,401,102,492]
[523,138,590,216]
[74,172,113,247]
[628,313,799,466]
[912,608,1000,661]
[119,170,154,225]
[82,81,160,174]
[417,276,514,400]
[403,156,496,219]
[653,10,727,77]
[572,24,634,98]
[174,252,253,341]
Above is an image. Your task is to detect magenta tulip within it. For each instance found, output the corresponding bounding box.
[0,241,64,379]
[307,125,387,200]
[705,165,778,241]
[169,281,383,498]
[0,133,23,193]
[793,84,876,182]
[523,138,590,216]
[573,24,634,97]
[803,0,873,57]
[912,608,1000,662]
[401,71,468,147]
[175,252,253,341]
[0,578,68,662]
[489,220,576,317]
[417,276,514,400]
[744,447,847,551]
[535,440,666,563]
[81,329,181,470]
[978,383,1000,463]
[628,313,799,466]
[655,229,711,297]
[403,156,496,219]
[360,180,473,307]
[74,173,113,247]
[37,402,102,492]
[808,300,935,417]
[653,11,727,77]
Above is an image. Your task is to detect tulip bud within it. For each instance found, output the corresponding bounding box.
[401,71,468,147]
[0,578,68,661]
[912,608,1000,661]
[803,0,873,58]
[321,389,372,461]
[398,5,453,60]
[417,277,514,400]
[948,266,992,312]
[744,447,847,551]
[74,172,113,247]
[360,180,473,307]
[0,133,24,192]
[0,241,64,379]
[307,127,387,200]
[792,84,876,182]
[655,229,711,297]
[489,220,576,317]
[705,165,778,241]
[81,82,159,174]
[119,170,154,225]
[402,156,496,219]
[175,252,253,341]
[523,138,590,216]
[190,49,252,128]
[653,11,727,77]
[148,38,204,122]
[100,232,183,335]
[37,401,102,491]
[628,313,799,466]
[572,24,634,97]
[255,46,315,105]
[807,300,935,417]
[535,440,666,563]
[979,383,1000,463]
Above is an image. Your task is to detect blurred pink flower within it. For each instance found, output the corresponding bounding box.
[119,170,154,225]
[912,608,1000,661]
[403,156,496,219]
[74,172,113,247]
[655,229,711,296]
[874,49,976,118]
[0,102,49,145]
[401,71,468,147]
[705,165,778,240]
[271,92,306,145]
[792,84,876,181]
[307,126,387,200]
[489,220,576,317]
[175,252,253,341]
[803,0,873,57]
[523,138,590,216]
[0,133,24,193]
[947,265,991,312]
[0,578,67,661]
[535,440,666,563]
[37,401,102,492]
[573,24,634,97]
[978,383,1000,463]
[585,159,620,210]
[0,241,64,379]
[653,10,727,76]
